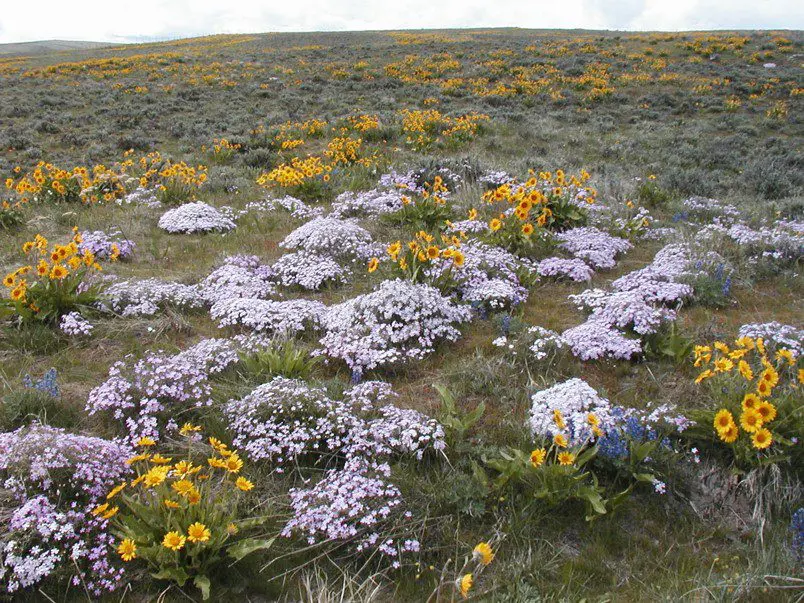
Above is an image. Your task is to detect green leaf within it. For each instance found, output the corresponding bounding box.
[194,575,211,600]
[575,445,598,467]
[578,485,607,519]
[608,485,633,511]
[152,566,189,587]
[236,515,275,530]
[465,401,486,428]
[434,383,456,414]
[471,460,489,488]
[228,537,276,562]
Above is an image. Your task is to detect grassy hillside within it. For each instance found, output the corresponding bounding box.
[0,29,801,601]
[0,39,112,56]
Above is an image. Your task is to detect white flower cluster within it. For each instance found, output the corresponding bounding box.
[224,376,442,562]
[281,460,408,556]
[611,207,653,238]
[280,216,372,257]
[210,298,326,335]
[104,278,203,317]
[560,243,695,360]
[317,279,472,376]
[241,195,324,220]
[537,257,594,282]
[158,202,236,234]
[225,377,357,465]
[555,227,632,269]
[561,320,644,361]
[527,326,568,360]
[77,229,135,260]
[738,322,802,357]
[2,540,62,593]
[116,186,160,208]
[682,196,741,224]
[610,243,694,303]
[429,242,535,311]
[569,288,677,336]
[198,255,276,304]
[86,338,238,443]
[378,169,424,193]
[225,377,445,465]
[447,218,489,235]
[270,252,349,290]
[529,378,614,445]
[330,188,406,219]
[59,311,93,336]
[642,226,678,241]
[698,219,803,264]
[462,277,527,311]
[559,242,696,361]
[479,170,514,187]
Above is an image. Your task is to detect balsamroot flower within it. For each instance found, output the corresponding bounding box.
[117,539,137,561]
[162,531,186,551]
[473,542,494,565]
[186,522,211,543]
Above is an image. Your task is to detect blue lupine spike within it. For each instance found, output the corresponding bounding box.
[792,508,804,560]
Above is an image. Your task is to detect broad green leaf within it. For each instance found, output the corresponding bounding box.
[194,575,211,600]
[228,537,276,562]
[152,566,189,586]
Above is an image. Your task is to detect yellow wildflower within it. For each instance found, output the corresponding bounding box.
[179,422,202,436]
[553,409,566,430]
[714,357,734,373]
[235,476,254,491]
[741,393,760,411]
[457,574,473,598]
[713,409,734,433]
[775,349,794,366]
[760,367,779,389]
[557,451,576,466]
[751,428,772,450]
[172,479,195,497]
[225,453,244,473]
[719,424,738,443]
[143,466,170,488]
[473,542,494,565]
[739,409,763,433]
[187,522,211,543]
[162,531,186,551]
[117,539,137,562]
[106,482,126,500]
[530,448,547,468]
[756,401,777,423]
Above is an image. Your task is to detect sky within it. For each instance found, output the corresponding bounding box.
[0,0,801,44]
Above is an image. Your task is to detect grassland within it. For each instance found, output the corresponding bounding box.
[0,28,802,601]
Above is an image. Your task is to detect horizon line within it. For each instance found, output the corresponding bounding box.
[2,25,801,47]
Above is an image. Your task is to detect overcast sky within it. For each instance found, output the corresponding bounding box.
[0,0,801,44]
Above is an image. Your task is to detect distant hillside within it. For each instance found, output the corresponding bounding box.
[0,39,112,57]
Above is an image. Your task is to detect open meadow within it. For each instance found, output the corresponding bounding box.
[0,28,802,601]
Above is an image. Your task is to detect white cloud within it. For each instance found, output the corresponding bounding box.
[0,0,801,44]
